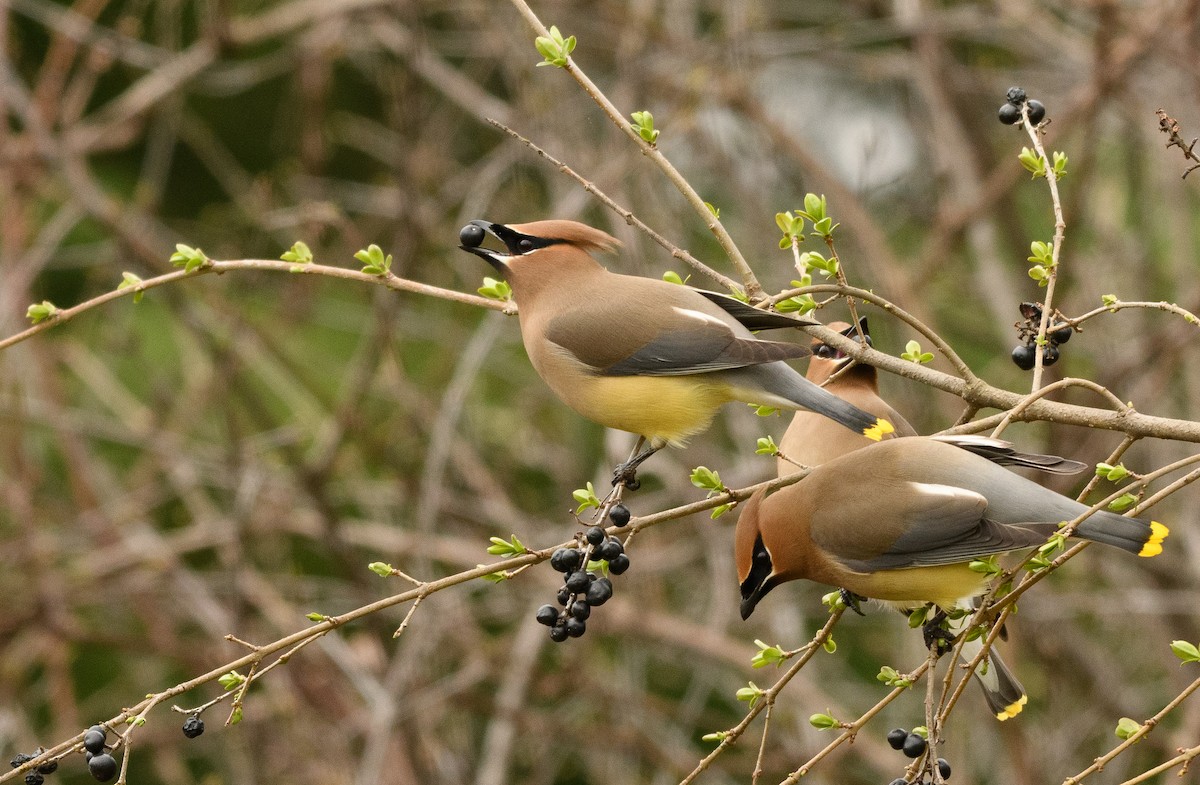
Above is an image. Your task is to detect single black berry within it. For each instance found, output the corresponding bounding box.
[901,733,926,759]
[585,526,605,546]
[886,728,908,750]
[564,617,586,637]
[35,759,57,776]
[549,624,568,642]
[623,477,641,491]
[1050,326,1072,344]
[459,223,485,248]
[569,601,591,620]
[937,758,952,779]
[550,548,581,573]
[1019,301,1043,320]
[1011,344,1036,370]
[1043,344,1060,366]
[10,754,34,769]
[609,503,631,527]
[598,539,623,561]
[23,771,43,785]
[1026,99,1046,124]
[536,604,559,626]
[182,716,204,739]
[88,753,117,783]
[1006,86,1027,105]
[586,577,613,606]
[556,588,571,605]
[565,571,590,593]
[82,729,106,756]
[998,103,1020,125]
[607,553,631,575]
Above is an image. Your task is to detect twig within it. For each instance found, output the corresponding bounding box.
[1022,103,1066,393]
[1155,108,1200,179]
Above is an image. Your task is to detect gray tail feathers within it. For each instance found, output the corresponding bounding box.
[960,637,1027,720]
[725,364,893,440]
[1075,511,1168,557]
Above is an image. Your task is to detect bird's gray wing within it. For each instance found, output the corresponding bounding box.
[692,289,819,331]
[811,481,1056,572]
[930,435,1088,475]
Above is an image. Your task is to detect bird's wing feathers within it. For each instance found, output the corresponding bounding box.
[692,289,819,330]
[543,290,809,377]
[929,434,1087,475]
[811,481,1057,572]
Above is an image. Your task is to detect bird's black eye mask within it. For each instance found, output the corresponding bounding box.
[459,221,562,256]
[814,320,873,360]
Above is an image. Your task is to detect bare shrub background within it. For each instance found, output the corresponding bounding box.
[1,1,1198,784]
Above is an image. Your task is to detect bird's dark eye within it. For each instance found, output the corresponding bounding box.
[754,543,771,565]
[518,238,534,252]
[814,344,837,359]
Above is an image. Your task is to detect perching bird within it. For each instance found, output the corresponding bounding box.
[736,436,1168,716]
[773,319,1089,719]
[458,219,894,482]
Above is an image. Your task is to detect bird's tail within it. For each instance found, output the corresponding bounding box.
[1076,511,1169,558]
[724,364,895,441]
[961,637,1027,721]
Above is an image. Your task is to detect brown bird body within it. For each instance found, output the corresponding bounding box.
[737,437,1168,615]
[458,220,893,455]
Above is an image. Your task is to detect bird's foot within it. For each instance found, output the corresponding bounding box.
[611,461,642,490]
[921,609,953,654]
[839,589,868,616]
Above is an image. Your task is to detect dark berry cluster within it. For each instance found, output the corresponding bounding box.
[885,728,951,783]
[998,86,1046,126]
[537,507,632,641]
[79,726,116,782]
[1011,301,1073,370]
[9,748,58,785]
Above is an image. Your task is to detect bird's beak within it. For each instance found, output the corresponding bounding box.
[459,220,512,274]
[739,573,779,620]
[739,593,762,620]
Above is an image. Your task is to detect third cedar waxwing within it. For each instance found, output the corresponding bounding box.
[458,219,894,481]
[774,319,1087,718]
[736,436,1168,717]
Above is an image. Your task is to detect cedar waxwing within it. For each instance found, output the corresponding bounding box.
[775,319,1058,718]
[736,437,1168,717]
[458,219,894,481]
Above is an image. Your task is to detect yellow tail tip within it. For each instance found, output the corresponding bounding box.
[863,418,895,442]
[1138,521,1169,557]
[995,694,1028,721]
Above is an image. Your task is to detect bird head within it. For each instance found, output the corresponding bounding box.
[807,317,873,386]
[458,219,619,277]
[734,489,783,619]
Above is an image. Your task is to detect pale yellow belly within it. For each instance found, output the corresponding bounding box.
[846,563,989,610]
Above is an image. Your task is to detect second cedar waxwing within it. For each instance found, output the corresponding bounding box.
[458,219,894,480]
[736,437,1168,716]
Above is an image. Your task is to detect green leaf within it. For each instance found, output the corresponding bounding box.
[218,671,246,690]
[1018,147,1046,178]
[710,503,732,520]
[534,25,575,67]
[486,534,528,557]
[1028,264,1050,286]
[800,193,827,223]
[1102,294,1119,309]
[704,201,720,219]
[305,612,327,622]
[907,605,929,628]
[689,466,723,492]
[755,436,778,455]
[1037,532,1067,557]
[1115,717,1141,740]
[630,110,660,144]
[281,241,313,266]
[477,277,512,301]
[968,555,1000,575]
[900,340,934,364]
[701,731,729,743]
[1171,640,1200,663]
[368,562,394,577]
[573,482,601,514]
[751,639,787,669]
[1096,462,1130,482]
[876,666,913,688]
[1028,240,1054,265]
[776,294,817,315]
[169,243,210,273]
[1108,492,1138,512]
[911,726,929,740]
[822,635,837,654]
[229,705,243,725]
[1052,151,1068,178]
[117,272,145,303]
[477,565,510,583]
[809,712,839,730]
[25,300,60,324]
[821,591,844,611]
[355,244,393,276]
[662,270,688,285]
[736,682,764,709]
[775,211,803,241]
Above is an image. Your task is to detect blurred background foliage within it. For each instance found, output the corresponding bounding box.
[2,1,1199,783]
